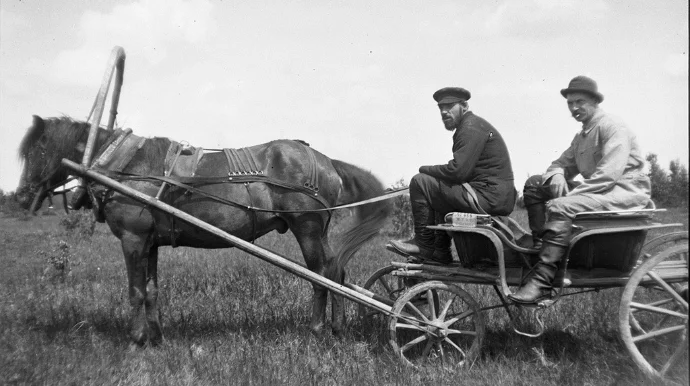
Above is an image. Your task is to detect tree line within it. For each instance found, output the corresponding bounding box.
[646,154,688,208]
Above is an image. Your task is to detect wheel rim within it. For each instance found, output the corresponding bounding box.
[620,241,688,382]
[359,265,410,321]
[389,281,485,367]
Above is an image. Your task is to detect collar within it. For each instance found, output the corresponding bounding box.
[453,110,473,130]
[581,108,604,136]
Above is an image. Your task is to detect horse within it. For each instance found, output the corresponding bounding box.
[16,115,390,346]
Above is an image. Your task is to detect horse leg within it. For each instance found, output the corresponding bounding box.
[292,219,333,335]
[120,231,154,346]
[329,264,347,338]
[145,245,162,345]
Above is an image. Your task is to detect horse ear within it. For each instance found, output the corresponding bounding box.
[31,115,46,137]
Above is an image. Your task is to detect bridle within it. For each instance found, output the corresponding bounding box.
[24,132,79,214]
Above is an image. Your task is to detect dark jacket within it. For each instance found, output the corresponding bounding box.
[419,111,516,215]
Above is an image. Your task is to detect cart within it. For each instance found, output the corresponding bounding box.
[58,46,687,384]
[358,210,688,381]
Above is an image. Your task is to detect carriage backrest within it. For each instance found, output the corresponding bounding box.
[566,210,658,272]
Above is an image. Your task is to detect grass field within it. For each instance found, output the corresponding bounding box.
[0,207,687,386]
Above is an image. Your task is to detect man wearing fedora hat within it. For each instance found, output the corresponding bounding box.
[389,86,516,264]
[509,75,651,304]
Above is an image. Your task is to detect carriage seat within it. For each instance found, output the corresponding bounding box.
[433,214,536,268]
[565,209,661,273]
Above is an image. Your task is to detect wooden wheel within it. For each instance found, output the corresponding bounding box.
[388,281,485,367]
[619,240,688,383]
[640,232,688,263]
[358,265,411,321]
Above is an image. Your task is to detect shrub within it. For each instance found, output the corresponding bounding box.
[59,210,96,238]
[389,179,413,237]
[647,154,688,208]
[40,239,71,284]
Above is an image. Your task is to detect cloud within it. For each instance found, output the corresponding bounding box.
[45,0,216,86]
[0,9,29,41]
[484,0,609,38]
[663,52,688,78]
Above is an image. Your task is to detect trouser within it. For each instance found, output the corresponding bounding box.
[409,173,490,250]
[523,175,605,239]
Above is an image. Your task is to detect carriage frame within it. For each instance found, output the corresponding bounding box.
[52,46,688,384]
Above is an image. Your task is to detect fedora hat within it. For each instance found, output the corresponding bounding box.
[560,76,604,103]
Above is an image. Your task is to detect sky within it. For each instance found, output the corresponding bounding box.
[1,0,688,194]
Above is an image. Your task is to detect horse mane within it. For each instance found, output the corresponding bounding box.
[19,116,172,174]
[18,116,91,163]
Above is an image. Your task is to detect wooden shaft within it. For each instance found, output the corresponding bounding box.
[106,50,126,131]
[82,46,126,169]
[61,159,394,316]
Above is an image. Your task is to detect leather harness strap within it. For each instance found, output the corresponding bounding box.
[304,144,319,193]
[224,148,263,176]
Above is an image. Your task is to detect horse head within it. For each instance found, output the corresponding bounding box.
[16,115,91,213]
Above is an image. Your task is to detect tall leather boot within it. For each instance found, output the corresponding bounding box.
[389,197,435,258]
[431,229,453,264]
[508,243,565,304]
[526,203,546,249]
[508,218,571,304]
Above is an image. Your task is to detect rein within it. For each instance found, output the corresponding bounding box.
[93,168,408,213]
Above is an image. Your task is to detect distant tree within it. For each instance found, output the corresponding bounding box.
[669,159,689,206]
[389,178,413,237]
[0,190,23,216]
[646,153,688,208]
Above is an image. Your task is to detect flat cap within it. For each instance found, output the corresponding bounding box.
[433,87,471,104]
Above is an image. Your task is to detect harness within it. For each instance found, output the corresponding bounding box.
[82,133,381,246]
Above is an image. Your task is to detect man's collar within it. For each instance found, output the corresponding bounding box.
[581,108,604,136]
[454,110,472,129]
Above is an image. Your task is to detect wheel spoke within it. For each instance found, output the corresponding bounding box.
[436,342,445,360]
[629,314,646,334]
[438,295,456,320]
[446,328,478,337]
[420,339,434,358]
[404,300,431,322]
[647,271,689,311]
[401,334,428,353]
[631,297,676,313]
[632,324,687,343]
[443,309,476,328]
[630,301,688,319]
[443,337,467,358]
[426,289,437,318]
[376,276,393,294]
[660,334,689,376]
[396,321,427,333]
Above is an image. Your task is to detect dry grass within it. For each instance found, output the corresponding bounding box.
[0,207,687,386]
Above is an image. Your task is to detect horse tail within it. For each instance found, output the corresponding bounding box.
[329,159,391,276]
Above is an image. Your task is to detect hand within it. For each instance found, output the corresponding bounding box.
[548,174,569,197]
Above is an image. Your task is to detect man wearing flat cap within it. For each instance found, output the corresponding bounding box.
[389,86,517,264]
[509,75,651,304]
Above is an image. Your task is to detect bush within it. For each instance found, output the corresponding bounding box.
[647,154,688,208]
[59,210,96,238]
[389,179,413,237]
[0,190,26,218]
[40,239,71,284]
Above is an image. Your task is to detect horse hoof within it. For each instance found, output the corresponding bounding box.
[147,324,163,346]
[130,330,148,347]
[148,333,163,347]
[331,329,345,340]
